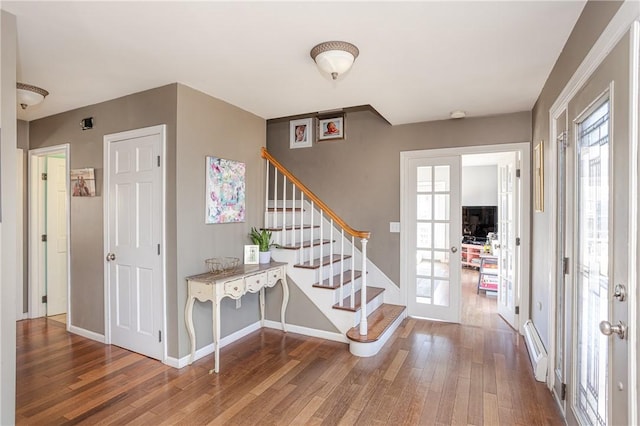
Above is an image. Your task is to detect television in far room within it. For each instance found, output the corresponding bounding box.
[462,206,497,241]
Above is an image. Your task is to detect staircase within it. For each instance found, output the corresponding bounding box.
[262,148,406,357]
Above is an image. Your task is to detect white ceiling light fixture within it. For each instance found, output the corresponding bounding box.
[310,41,359,80]
[17,82,49,110]
[450,110,466,119]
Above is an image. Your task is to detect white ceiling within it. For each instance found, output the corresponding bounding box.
[4,1,586,125]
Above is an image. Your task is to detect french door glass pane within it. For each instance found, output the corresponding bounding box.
[415,165,451,308]
[575,100,609,426]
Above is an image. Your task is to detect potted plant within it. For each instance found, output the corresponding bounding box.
[249,227,273,264]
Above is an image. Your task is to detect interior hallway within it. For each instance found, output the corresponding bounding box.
[16,270,562,426]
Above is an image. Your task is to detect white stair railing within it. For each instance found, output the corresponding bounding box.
[262,148,371,335]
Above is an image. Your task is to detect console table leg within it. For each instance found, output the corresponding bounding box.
[280,277,289,332]
[185,296,196,365]
[259,288,265,327]
[210,299,221,374]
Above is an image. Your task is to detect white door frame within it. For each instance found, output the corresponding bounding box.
[400,142,531,332]
[16,148,25,320]
[103,124,167,362]
[547,5,639,422]
[28,144,71,323]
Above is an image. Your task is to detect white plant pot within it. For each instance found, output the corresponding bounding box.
[259,251,271,264]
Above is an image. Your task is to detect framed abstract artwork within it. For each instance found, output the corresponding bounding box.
[205,156,246,224]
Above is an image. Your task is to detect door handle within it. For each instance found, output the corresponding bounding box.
[106,252,116,262]
[451,246,458,253]
[599,320,626,339]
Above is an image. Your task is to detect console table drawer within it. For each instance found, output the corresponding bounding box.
[224,278,244,298]
[267,268,282,286]
[245,272,267,293]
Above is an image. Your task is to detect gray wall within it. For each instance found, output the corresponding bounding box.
[28,84,178,336]
[174,84,265,357]
[530,0,623,346]
[1,10,18,424]
[267,110,531,285]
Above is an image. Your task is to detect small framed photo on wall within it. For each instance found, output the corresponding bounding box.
[290,118,313,149]
[317,114,345,142]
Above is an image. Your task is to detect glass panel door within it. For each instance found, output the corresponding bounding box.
[496,152,518,328]
[574,100,610,426]
[407,156,461,322]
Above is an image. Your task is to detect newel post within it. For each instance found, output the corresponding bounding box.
[359,238,368,336]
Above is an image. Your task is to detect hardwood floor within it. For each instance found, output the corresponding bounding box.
[17,273,563,425]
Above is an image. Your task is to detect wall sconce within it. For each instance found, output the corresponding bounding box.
[310,41,359,80]
[16,82,49,110]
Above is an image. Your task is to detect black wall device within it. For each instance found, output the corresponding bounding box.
[81,117,94,130]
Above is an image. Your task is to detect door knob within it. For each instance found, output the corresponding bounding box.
[451,246,458,253]
[599,320,626,339]
[106,253,116,262]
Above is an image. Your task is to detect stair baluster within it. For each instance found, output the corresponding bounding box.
[350,236,355,309]
[299,192,304,264]
[340,229,345,307]
[319,210,324,285]
[360,238,368,335]
[329,218,334,288]
[291,187,296,247]
[273,170,278,229]
[264,159,270,227]
[281,175,287,240]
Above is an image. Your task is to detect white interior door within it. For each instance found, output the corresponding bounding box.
[105,125,165,361]
[565,30,631,425]
[45,156,68,317]
[496,152,519,329]
[405,155,461,322]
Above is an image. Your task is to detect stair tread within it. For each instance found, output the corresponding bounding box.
[262,225,319,231]
[313,270,363,289]
[295,254,352,270]
[278,239,332,250]
[332,287,385,312]
[346,304,406,343]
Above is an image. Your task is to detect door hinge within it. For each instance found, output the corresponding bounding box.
[157,244,161,255]
[515,306,519,315]
[41,172,48,181]
[158,330,162,343]
[41,295,47,304]
[515,237,521,246]
[561,383,567,400]
[41,234,47,242]
[516,169,521,178]
[563,257,570,274]
[157,156,161,167]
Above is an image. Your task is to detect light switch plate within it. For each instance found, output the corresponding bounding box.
[390,222,400,233]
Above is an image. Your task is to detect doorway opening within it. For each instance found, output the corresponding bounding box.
[400,142,530,332]
[28,145,70,326]
[460,152,516,331]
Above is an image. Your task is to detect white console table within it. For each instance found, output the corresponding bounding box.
[185,262,289,373]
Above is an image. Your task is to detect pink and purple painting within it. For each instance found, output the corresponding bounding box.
[206,156,245,224]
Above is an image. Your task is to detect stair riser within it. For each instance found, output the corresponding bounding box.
[292,244,350,263]
[349,292,385,327]
[271,228,319,245]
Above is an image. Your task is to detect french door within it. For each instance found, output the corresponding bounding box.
[404,155,461,322]
[496,152,519,329]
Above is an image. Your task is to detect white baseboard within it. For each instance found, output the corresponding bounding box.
[168,321,263,369]
[263,320,348,343]
[349,308,406,357]
[69,325,106,344]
